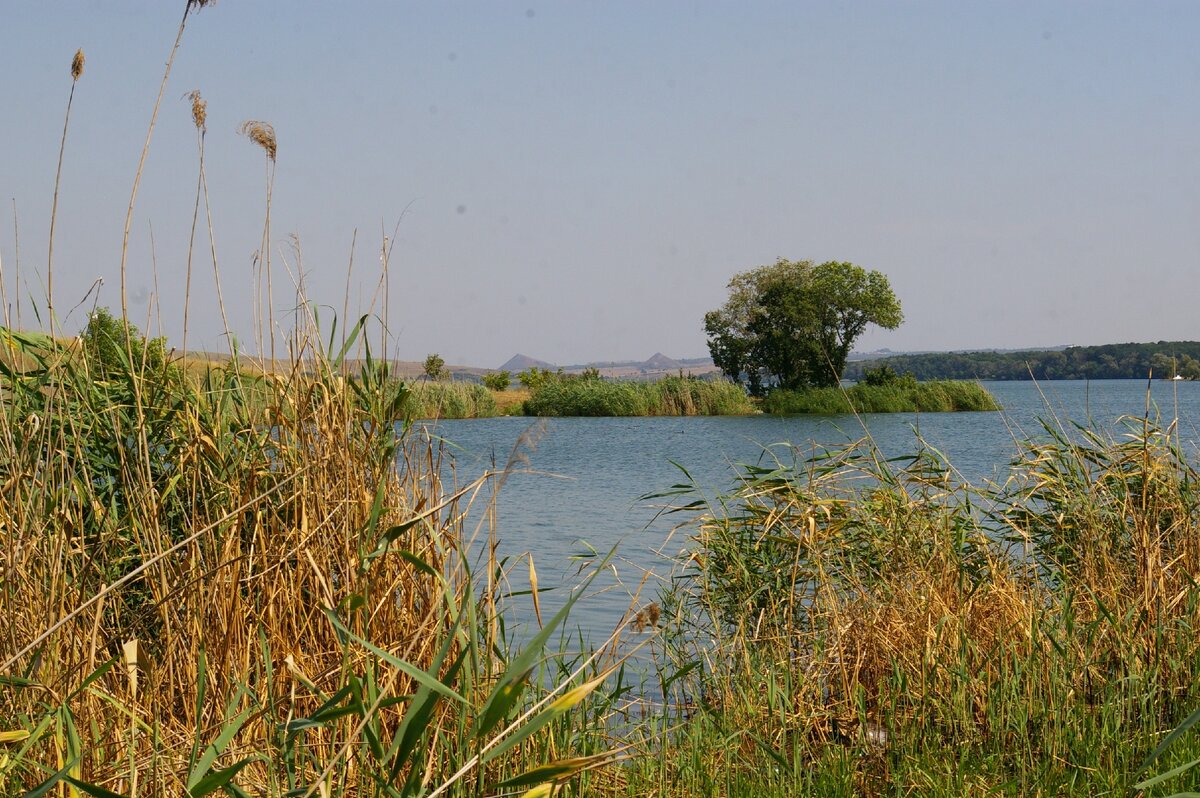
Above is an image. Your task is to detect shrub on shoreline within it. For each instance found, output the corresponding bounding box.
[522,375,755,417]
[763,378,999,414]
[404,380,499,418]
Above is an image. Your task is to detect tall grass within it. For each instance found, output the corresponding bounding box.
[764,379,999,414]
[405,380,499,419]
[0,4,626,790]
[0,319,633,795]
[523,375,754,417]
[632,417,1200,796]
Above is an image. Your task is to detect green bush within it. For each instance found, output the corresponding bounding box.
[80,306,178,384]
[405,381,498,418]
[517,367,557,390]
[763,379,999,414]
[523,376,754,417]
[522,378,648,416]
[422,352,449,381]
[482,370,511,391]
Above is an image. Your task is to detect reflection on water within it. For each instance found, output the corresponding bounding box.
[414,380,1200,639]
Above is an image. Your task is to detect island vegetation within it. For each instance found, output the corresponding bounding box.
[764,366,999,414]
[520,371,755,417]
[705,258,904,394]
[705,259,997,414]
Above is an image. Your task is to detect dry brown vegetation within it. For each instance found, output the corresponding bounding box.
[638,420,1200,795]
[0,321,630,795]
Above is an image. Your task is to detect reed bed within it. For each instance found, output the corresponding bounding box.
[0,319,632,795]
[404,381,499,419]
[523,375,754,417]
[763,379,999,414]
[633,416,1200,796]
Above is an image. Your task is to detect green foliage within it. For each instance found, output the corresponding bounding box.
[522,375,754,417]
[705,259,902,394]
[763,379,999,414]
[647,375,756,416]
[482,370,511,391]
[517,367,557,390]
[404,381,499,418]
[859,363,911,388]
[845,340,1200,381]
[422,352,448,381]
[2,315,190,644]
[1151,352,1200,380]
[80,306,177,383]
[523,379,649,416]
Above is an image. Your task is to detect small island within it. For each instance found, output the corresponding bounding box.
[701,258,995,413]
[404,258,999,419]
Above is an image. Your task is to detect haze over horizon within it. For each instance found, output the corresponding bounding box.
[3,2,1197,367]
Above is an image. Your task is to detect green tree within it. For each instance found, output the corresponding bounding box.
[423,353,449,381]
[517,367,556,391]
[705,259,902,393]
[482,370,511,391]
[81,306,173,380]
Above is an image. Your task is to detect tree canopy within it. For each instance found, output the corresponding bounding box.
[843,341,1200,382]
[704,259,902,393]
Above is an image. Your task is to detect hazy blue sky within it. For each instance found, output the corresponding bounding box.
[3,2,1198,367]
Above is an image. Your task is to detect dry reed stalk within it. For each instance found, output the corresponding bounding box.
[10,199,20,330]
[120,1,207,328]
[0,229,8,331]
[113,0,212,540]
[198,115,231,354]
[46,48,84,337]
[182,90,207,355]
[341,229,357,365]
[239,120,277,366]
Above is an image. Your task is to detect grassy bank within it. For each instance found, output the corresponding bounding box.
[626,419,1200,796]
[763,378,999,414]
[523,375,755,417]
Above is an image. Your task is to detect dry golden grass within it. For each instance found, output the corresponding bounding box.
[0,332,472,790]
[654,423,1200,795]
[492,387,531,415]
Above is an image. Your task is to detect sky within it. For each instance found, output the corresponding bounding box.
[2,2,1198,368]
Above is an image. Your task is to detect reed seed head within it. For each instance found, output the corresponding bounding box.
[186,90,207,131]
[186,0,215,10]
[70,49,85,81]
[239,120,277,162]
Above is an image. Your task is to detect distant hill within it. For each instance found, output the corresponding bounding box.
[844,341,1200,381]
[642,352,682,370]
[499,353,556,372]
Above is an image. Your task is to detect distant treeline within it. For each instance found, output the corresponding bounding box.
[844,342,1200,381]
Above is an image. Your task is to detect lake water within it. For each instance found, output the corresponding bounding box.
[417,380,1200,638]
